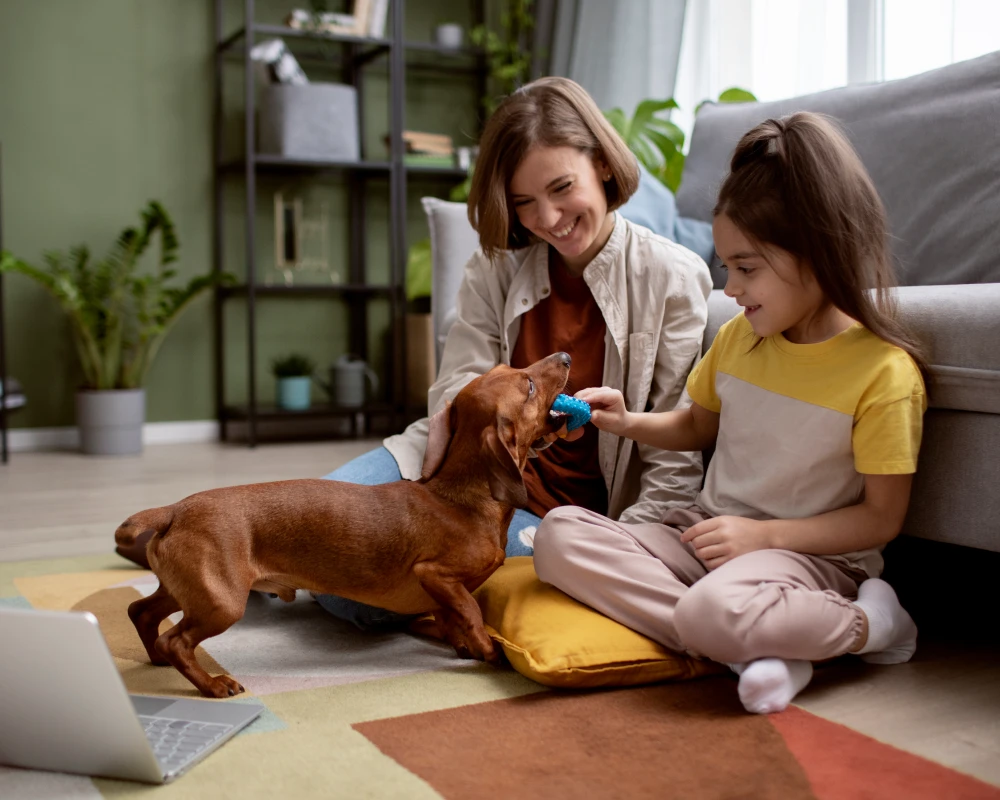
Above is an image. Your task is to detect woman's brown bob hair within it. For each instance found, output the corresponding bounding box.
[715,111,928,377]
[468,76,639,261]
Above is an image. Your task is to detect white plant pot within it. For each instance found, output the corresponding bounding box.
[434,23,463,49]
[76,388,145,456]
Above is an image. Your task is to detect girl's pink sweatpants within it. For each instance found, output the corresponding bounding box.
[532,506,866,664]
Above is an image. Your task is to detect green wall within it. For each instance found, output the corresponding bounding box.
[0,0,479,428]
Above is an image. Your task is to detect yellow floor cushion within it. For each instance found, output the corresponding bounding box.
[472,557,723,688]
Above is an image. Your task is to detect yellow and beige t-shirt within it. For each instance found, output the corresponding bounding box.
[686,312,926,577]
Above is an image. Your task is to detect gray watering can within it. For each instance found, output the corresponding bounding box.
[317,355,379,408]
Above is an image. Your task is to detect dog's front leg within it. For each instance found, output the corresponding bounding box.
[413,564,499,664]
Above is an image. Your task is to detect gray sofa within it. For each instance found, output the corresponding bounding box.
[422,51,1000,554]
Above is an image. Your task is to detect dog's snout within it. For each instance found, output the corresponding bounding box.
[555,352,571,369]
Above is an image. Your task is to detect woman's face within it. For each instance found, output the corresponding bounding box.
[508,145,615,274]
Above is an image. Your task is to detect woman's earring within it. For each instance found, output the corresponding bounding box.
[603,173,611,182]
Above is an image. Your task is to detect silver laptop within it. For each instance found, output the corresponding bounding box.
[0,607,264,784]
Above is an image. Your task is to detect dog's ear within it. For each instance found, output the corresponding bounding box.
[420,401,454,480]
[484,415,528,508]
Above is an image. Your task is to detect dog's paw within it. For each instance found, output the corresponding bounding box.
[205,675,245,698]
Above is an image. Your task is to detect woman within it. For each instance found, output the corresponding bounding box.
[319,76,714,627]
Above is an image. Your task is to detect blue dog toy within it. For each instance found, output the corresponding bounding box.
[551,394,591,432]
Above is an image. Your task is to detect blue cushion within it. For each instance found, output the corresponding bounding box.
[619,162,715,266]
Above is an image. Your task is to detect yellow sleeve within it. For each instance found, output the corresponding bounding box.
[853,371,926,475]
[685,317,736,413]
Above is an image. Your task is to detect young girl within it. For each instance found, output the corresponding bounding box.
[533,111,927,715]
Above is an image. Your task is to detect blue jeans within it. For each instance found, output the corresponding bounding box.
[316,447,542,630]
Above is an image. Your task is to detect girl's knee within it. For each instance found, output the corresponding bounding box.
[674,579,746,662]
[532,506,600,585]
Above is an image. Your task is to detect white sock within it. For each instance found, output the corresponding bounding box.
[853,578,918,664]
[735,658,814,715]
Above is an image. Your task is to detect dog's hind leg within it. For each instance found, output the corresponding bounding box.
[127,583,180,666]
[153,597,247,698]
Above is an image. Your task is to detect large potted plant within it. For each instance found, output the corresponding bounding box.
[0,201,227,455]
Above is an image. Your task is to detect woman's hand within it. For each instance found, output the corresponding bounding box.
[680,516,772,570]
[574,387,630,437]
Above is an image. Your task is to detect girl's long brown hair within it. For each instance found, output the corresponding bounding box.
[714,112,928,377]
[468,76,639,262]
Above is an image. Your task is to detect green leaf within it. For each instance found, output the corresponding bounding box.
[603,108,628,139]
[406,238,433,301]
[718,87,757,104]
[645,118,686,150]
[628,99,678,147]
[630,136,663,172]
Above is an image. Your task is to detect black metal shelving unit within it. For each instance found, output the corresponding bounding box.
[213,0,485,446]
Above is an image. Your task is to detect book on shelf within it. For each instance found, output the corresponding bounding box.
[285,9,358,37]
[404,153,457,168]
[285,0,384,38]
[366,0,388,37]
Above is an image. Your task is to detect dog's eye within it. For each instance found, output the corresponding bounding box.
[527,378,535,397]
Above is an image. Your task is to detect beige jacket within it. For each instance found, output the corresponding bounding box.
[384,214,713,524]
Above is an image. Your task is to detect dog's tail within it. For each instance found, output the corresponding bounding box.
[114,507,174,569]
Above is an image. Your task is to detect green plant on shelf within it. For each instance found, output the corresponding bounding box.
[272,353,316,378]
[406,237,433,310]
[471,0,536,115]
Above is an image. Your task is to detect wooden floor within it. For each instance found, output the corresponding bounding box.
[1,440,998,787]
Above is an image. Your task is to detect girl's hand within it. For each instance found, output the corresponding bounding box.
[680,516,771,570]
[538,420,585,445]
[574,387,630,436]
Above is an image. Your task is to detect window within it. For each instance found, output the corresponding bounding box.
[673,0,1000,145]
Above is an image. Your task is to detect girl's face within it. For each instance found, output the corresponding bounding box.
[714,213,841,344]
[509,145,615,274]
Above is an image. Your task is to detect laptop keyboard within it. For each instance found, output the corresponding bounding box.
[138,715,234,773]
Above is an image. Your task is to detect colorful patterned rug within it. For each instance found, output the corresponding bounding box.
[1,555,997,800]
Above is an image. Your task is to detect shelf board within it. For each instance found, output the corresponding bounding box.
[223,402,394,421]
[218,157,467,180]
[219,284,395,299]
[217,24,392,53]
[255,23,391,48]
[403,41,484,57]
[405,164,469,179]
[219,155,392,174]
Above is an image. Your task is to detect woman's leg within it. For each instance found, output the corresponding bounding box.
[315,447,411,630]
[533,506,710,653]
[506,508,543,557]
[321,446,402,484]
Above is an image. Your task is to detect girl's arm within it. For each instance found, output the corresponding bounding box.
[577,387,720,453]
[763,473,913,554]
[681,473,913,569]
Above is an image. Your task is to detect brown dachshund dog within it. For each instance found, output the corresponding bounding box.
[115,353,571,698]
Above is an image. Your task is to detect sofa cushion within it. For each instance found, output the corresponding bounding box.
[619,162,716,265]
[677,51,1000,289]
[703,283,1000,415]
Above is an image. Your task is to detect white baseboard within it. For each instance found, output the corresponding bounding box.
[6,420,219,452]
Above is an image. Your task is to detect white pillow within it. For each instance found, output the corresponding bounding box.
[421,197,480,369]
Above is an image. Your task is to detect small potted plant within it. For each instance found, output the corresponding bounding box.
[272,354,316,411]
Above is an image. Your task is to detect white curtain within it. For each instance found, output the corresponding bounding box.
[547,0,688,115]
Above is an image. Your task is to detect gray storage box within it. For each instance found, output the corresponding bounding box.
[259,83,360,161]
